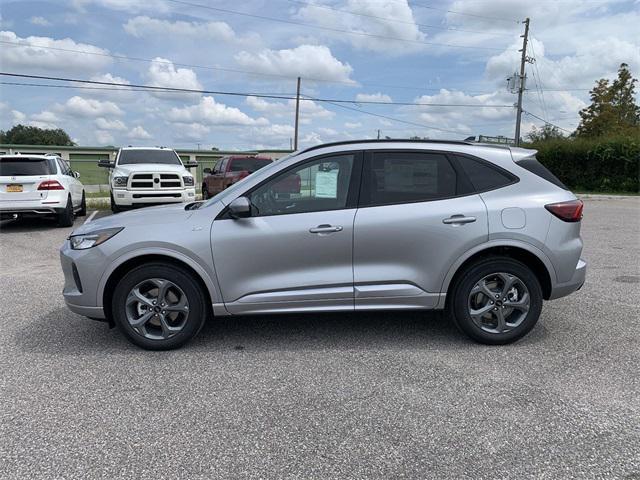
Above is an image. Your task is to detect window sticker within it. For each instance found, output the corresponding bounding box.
[315,170,339,198]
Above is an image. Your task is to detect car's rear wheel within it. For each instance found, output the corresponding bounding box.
[449,257,543,345]
[77,191,87,217]
[56,195,74,227]
[111,263,207,350]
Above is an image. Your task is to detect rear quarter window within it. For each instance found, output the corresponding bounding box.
[454,155,516,192]
[516,157,567,189]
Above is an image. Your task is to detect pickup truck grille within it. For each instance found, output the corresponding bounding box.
[129,173,183,190]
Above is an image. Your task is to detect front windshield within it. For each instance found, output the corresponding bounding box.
[201,152,298,207]
[118,149,182,165]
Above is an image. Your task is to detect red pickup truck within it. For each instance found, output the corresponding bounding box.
[202,155,273,199]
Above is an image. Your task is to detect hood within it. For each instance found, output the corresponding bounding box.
[71,203,193,235]
[114,164,190,175]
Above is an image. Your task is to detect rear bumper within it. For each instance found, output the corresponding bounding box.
[0,192,67,216]
[112,188,196,206]
[549,258,587,300]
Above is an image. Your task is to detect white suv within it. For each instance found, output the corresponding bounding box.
[99,147,197,213]
[0,154,86,227]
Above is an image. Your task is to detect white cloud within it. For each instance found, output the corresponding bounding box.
[128,126,152,140]
[245,96,334,124]
[167,96,268,126]
[146,57,202,100]
[235,45,355,83]
[355,92,392,103]
[54,96,124,118]
[29,17,51,27]
[95,118,127,131]
[123,16,256,44]
[94,130,115,145]
[345,122,362,129]
[0,31,111,73]
[31,110,58,123]
[88,73,135,101]
[294,0,425,54]
[171,123,211,142]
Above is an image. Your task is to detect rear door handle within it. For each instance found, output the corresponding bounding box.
[309,224,343,234]
[443,215,476,225]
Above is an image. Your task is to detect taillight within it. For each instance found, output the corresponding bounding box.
[545,199,583,222]
[38,180,65,190]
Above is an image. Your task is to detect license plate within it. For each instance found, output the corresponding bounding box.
[6,184,23,193]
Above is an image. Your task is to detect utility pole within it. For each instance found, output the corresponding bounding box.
[377,129,380,140]
[514,17,530,147]
[293,76,301,151]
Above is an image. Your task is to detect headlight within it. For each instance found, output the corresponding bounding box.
[69,227,123,250]
[113,176,128,188]
[182,176,194,186]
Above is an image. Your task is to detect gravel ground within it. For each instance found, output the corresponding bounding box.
[0,197,638,479]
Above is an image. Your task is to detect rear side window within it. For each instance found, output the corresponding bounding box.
[361,152,459,206]
[0,158,51,176]
[229,158,272,173]
[455,155,515,192]
[517,157,567,189]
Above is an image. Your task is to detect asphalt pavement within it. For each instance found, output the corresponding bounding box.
[0,197,638,479]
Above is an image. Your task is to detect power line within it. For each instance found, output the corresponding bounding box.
[528,32,550,122]
[0,73,516,108]
[523,110,573,133]
[287,0,518,37]
[163,0,515,51]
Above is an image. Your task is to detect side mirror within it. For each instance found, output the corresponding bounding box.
[203,168,212,175]
[228,196,251,219]
[74,171,81,178]
[185,162,198,168]
[98,160,115,168]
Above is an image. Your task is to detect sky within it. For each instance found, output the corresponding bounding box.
[0,0,638,150]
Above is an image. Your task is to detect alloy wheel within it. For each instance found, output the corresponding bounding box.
[468,272,530,334]
[125,278,190,340]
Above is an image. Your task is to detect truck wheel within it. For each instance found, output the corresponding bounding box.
[110,193,121,214]
[448,257,543,345]
[56,195,75,227]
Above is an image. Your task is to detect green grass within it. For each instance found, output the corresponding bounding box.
[70,161,109,185]
[575,190,640,196]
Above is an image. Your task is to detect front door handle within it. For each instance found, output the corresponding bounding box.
[309,224,343,234]
[443,215,476,225]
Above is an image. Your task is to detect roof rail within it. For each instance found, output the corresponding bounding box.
[299,138,475,154]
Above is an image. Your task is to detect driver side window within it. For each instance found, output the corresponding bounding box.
[248,154,354,217]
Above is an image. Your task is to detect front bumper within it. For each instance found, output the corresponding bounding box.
[112,188,196,206]
[60,240,107,319]
[549,258,587,300]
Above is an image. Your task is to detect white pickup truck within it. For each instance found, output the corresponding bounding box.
[99,147,197,213]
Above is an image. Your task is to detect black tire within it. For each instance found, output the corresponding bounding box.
[201,184,209,200]
[448,256,543,345]
[56,195,74,227]
[110,193,121,214]
[111,263,208,350]
[77,191,87,217]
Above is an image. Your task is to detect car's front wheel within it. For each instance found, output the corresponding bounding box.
[111,263,208,350]
[77,191,87,217]
[449,257,543,345]
[110,193,121,214]
[201,184,209,200]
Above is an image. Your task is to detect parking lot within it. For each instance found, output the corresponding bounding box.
[0,196,638,479]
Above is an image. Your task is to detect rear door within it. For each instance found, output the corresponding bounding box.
[57,158,82,205]
[0,157,53,202]
[353,150,488,309]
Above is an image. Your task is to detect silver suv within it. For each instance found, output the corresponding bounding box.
[60,140,586,350]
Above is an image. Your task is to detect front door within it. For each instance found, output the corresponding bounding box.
[353,150,488,309]
[211,152,360,314]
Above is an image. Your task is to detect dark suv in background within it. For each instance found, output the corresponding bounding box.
[202,155,272,199]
